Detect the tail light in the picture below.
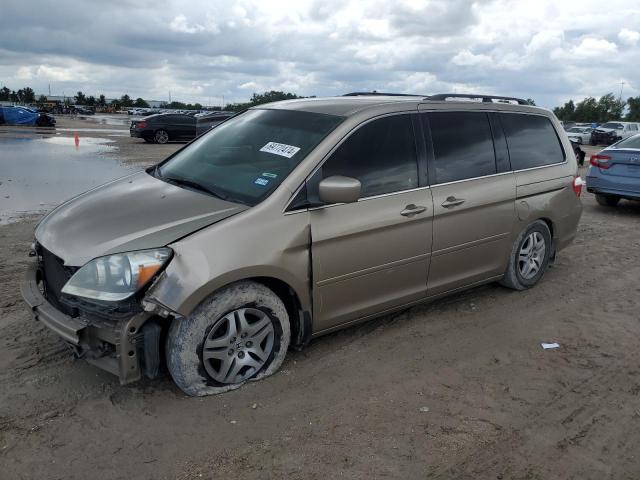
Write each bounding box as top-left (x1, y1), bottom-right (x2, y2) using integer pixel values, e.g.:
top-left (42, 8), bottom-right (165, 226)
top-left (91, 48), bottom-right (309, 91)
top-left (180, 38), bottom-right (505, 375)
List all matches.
top-left (572, 176), bottom-right (584, 197)
top-left (136, 121), bottom-right (148, 129)
top-left (590, 154), bottom-right (611, 169)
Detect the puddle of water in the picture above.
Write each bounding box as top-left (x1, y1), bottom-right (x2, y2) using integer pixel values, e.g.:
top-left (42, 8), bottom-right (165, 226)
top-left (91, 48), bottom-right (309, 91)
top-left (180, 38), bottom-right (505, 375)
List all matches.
top-left (0, 136), bottom-right (139, 223)
top-left (57, 128), bottom-right (129, 134)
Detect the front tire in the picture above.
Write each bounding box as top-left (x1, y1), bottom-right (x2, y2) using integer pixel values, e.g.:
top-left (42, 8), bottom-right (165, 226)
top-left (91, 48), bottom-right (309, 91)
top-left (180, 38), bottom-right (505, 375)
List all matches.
top-left (154, 129), bottom-right (169, 144)
top-left (500, 220), bottom-right (552, 291)
top-left (595, 194), bottom-right (620, 207)
top-left (166, 281), bottom-right (290, 396)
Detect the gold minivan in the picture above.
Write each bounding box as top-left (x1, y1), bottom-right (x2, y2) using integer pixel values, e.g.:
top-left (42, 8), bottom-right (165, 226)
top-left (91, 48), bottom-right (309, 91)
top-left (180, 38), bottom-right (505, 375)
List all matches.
top-left (22, 93), bottom-right (583, 395)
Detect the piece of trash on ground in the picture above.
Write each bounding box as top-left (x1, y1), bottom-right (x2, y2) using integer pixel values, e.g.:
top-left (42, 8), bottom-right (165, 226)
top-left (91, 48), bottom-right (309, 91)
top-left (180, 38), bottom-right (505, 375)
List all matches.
top-left (541, 342), bottom-right (560, 349)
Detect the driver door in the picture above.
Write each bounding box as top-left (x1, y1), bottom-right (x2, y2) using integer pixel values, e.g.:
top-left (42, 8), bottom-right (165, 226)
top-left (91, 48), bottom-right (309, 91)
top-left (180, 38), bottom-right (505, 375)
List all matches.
top-left (308, 113), bottom-right (433, 332)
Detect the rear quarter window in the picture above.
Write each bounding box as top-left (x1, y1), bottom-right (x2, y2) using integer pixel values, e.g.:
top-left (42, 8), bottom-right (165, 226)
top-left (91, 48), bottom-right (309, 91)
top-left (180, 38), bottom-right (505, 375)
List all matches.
top-left (499, 113), bottom-right (565, 170)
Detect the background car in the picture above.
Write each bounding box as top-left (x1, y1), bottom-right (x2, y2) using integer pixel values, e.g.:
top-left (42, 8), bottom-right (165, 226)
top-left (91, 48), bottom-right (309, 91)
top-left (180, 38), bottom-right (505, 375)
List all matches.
top-left (566, 126), bottom-right (592, 144)
top-left (0, 105), bottom-right (56, 126)
top-left (569, 139), bottom-right (586, 166)
top-left (586, 133), bottom-right (640, 206)
top-left (590, 122), bottom-right (640, 145)
top-left (195, 111), bottom-right (234, 136)
top-left (130, 113), bottom-right (196, 143)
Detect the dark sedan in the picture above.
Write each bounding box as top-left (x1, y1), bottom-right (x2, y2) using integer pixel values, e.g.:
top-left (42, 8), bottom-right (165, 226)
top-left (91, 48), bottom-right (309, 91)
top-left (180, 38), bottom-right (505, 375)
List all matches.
top-left (131, 112), bottom-right (233, 143)
top-left (130, 114), bottom-right (196, 143)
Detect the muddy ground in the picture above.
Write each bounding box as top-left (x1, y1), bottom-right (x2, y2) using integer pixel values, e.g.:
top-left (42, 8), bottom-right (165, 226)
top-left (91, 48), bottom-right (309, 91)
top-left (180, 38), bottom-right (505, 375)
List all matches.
top-left (1, 116), bottom-right (640, 479)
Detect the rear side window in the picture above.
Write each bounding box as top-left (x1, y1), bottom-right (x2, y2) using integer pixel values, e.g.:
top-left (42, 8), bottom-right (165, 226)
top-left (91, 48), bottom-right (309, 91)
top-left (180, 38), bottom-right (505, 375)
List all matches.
top-left (499, 114), bottom-right (564, 170)
top-left (427, 112), bottom-right (496, 183)
top-left (318, 114), bottom-right (418, 198)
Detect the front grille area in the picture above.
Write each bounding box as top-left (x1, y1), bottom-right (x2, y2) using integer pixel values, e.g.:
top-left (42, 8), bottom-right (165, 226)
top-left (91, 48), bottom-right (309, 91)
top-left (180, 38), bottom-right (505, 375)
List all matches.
top-left (40, 247), bottom-right (79, 317)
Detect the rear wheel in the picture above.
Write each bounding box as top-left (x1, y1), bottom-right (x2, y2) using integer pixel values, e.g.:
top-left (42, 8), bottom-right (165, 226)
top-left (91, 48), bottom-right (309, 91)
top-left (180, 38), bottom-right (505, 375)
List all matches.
top-left (500, 220), bottom-right (552, 291)
top-left (154, 129), bottom-right (169, 144)
top-left (166, 281), bottom-right (290, 396)
top-left (595, 194), bottom-right (620, 207)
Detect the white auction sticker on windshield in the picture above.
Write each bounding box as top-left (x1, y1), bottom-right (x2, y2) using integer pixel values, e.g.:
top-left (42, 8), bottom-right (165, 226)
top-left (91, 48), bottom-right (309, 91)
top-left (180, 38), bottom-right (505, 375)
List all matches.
top-left (260, 142), bottom-right (300, 158)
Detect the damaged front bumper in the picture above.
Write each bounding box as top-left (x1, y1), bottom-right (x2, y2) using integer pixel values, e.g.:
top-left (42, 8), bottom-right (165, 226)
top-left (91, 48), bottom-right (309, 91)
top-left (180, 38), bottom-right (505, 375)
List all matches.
top-left (20, 261), bottom-right (161, 384)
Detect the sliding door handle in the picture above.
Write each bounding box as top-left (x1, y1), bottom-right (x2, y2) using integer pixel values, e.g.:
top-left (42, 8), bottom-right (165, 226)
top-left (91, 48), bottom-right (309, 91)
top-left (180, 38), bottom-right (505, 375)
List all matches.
top-left (441, 196), bottom-right (465, 208)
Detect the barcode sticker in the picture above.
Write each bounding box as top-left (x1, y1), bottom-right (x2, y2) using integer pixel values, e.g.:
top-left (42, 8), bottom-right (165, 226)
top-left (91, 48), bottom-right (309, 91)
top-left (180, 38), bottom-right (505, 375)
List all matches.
top-left (260, 142), bottom-right (300, 158)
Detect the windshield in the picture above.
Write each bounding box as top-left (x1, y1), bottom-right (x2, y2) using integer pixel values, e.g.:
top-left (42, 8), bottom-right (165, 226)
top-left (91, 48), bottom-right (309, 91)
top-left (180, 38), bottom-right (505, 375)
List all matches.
top-left (601, 122), bottom-right (623, 130)
top-left (568, 128), bottom-right (583, 133)
top-left (157, 109), bottom-right (343, 206)
top-left (613, 134), bottom-right (640, 149)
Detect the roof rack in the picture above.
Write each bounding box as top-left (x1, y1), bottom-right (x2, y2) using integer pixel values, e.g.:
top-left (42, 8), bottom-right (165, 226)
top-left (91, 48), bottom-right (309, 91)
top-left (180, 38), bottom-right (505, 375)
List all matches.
top-left (343, 92), bottom-right (423, 97)
top-left (425, 93), bottom-right (530, 105)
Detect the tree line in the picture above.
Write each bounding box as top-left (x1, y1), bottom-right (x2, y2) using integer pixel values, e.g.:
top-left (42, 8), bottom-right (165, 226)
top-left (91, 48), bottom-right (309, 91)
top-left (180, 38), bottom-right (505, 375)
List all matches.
top-left (0, 85), bottom-right (302, 112)
top-left (6, 84), bottom-right (636, 121)
top-left (553, 92), bottom-right (640, 122)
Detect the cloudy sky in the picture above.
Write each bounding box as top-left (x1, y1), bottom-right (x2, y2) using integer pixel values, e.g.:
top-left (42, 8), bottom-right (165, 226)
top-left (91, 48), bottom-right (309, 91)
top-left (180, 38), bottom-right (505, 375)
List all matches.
top-left (1, 0), bottom-right (638, 108)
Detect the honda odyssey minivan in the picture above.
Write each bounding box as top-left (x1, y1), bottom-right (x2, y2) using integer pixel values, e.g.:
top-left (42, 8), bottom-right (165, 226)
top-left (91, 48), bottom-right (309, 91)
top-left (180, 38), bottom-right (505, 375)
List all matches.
top-left (22, 93), bottom-right (583, 396)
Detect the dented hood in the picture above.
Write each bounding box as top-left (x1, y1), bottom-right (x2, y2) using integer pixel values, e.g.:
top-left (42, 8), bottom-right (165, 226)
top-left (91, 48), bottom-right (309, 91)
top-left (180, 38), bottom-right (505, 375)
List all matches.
top-left (35, 171), bottom-right (248, 266)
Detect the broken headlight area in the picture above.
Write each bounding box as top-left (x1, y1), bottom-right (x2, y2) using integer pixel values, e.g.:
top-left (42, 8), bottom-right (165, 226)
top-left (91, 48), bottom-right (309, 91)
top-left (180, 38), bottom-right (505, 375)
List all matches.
top-left (61, 248), bottom-right (172, 303)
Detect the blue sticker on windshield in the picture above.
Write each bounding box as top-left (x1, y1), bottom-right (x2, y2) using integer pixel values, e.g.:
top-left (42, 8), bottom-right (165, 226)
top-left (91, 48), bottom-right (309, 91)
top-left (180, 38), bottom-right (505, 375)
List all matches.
top-left (254, 177), bottom-right (269, 186)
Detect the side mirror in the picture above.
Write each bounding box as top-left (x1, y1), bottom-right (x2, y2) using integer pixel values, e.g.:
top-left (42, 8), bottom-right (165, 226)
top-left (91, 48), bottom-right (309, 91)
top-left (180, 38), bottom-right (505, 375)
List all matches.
top-left (318, 176), bottom-right (361, 204)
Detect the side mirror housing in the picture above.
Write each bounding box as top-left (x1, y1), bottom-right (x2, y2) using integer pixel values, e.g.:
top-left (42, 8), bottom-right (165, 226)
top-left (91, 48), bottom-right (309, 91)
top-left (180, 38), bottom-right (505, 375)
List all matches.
top-left (318, 176), bottom-right (361, 204)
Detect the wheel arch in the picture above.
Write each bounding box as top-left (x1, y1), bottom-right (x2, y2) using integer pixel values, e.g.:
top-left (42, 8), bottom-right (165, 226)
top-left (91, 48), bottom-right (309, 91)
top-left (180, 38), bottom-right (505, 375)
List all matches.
top-left (162, 274), bottom-right (312, 350)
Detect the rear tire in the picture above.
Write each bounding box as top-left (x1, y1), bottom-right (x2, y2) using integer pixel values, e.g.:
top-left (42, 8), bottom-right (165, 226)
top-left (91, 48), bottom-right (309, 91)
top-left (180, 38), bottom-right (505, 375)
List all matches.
top-left (595, 194), bottom-right (620, 207)
top-left (166, 281), bottom-right (290, 396)
top-left (154, 129), bottom-right (169, 144)
top-left (500, 220), bottom-right (552, 291)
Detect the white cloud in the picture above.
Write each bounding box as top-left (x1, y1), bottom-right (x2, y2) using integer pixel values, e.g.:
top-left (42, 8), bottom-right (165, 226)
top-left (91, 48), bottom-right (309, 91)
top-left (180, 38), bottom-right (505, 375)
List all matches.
top-left (169, 14), bottom-right (205, 34)
top-left (618, 28), bottom-right (640, 46)
top-left (451, 50), bottom-right (493, 67)
top-left (571, 37), bottom-right (618, 58)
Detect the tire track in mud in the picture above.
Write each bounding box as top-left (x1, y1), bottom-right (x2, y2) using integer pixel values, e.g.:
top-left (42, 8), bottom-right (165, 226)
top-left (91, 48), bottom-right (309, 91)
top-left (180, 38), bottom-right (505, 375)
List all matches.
top-left (426, 353), bottom-right (640, 479)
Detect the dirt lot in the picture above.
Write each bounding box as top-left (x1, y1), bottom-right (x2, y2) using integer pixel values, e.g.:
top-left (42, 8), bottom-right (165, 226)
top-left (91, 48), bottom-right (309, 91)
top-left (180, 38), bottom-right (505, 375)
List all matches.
top-left (1, 117), bottom-right (640, 479)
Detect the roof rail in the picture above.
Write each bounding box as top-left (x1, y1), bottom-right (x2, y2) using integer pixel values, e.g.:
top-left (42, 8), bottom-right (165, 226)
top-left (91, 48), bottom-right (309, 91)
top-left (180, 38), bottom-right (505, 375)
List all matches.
top-left (343, 92), bottom-right (423, 97)
top-left (425, 93), bottom-right (530, 105)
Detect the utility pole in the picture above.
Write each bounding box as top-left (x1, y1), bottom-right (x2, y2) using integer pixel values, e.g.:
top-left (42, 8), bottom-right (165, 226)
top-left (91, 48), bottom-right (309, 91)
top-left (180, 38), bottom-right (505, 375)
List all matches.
top-left (619, 81), bottom-right (625, 103)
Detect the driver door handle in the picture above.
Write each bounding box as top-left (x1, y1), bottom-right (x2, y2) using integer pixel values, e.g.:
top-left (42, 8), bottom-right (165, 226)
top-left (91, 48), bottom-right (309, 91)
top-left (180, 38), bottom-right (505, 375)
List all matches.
top-left (400, 204), bottom-right (427, 217)
top-left (441, 196), bottom-right (466, 208)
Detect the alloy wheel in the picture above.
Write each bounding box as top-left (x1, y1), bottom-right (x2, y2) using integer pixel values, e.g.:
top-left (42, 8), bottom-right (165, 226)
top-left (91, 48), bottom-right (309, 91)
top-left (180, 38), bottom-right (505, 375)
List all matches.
top-left (202, 308), bottom-right (275, 384)
top-left (154, 130), bottom-right (169, 144)
top-left (518, 232), bottom-right (546, 280)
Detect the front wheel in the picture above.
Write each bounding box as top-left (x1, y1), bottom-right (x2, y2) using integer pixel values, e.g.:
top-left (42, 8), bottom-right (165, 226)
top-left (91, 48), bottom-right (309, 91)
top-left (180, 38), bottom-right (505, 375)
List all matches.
top-left (166, 281), bottom-right (290, 396)
top-left (595, 194), bottom-right (620, 207)
top-left (500, 220), bottom-right (552, 291)
top-left (154, 129), bottom-right (169, 144)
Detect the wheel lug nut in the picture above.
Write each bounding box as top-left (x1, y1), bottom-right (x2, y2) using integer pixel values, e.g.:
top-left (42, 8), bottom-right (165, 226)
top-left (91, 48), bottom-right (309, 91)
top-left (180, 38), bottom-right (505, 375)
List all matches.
top-left (238, 351), bottom-right (245, 359)
top-left (245, 341), bottom-right (253, 348)
top-left (241, 332), bottom-right (248, 338)
top-left (230, 337), bottom-right (236, 343)
top-left (228, 349), bottom-right (234, 356)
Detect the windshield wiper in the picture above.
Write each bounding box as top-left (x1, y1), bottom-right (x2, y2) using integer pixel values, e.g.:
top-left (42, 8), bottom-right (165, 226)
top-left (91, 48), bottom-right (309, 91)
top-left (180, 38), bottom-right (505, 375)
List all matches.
top-left (162, 175), bottom-right (231, 201)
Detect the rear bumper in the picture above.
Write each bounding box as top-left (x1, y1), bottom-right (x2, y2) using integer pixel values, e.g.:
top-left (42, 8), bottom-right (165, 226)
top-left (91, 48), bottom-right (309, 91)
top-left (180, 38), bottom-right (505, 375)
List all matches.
top-left (20, 262), bottom-right (155, 384)
top-left (586, 174), bottom-right (640, 200)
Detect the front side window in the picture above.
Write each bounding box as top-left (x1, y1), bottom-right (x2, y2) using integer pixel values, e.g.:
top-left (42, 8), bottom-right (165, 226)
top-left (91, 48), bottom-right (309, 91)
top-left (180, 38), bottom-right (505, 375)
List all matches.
top-left (313, 114), bottom-right (418, 199)
top-left (500, 113), bottom-right (565, 170)
top-left (427, 111), bottom-right (496, 183)
top-left (157, 109), bottom-right (343, 206)
top-left (600, 122), bottom-right (623, 130)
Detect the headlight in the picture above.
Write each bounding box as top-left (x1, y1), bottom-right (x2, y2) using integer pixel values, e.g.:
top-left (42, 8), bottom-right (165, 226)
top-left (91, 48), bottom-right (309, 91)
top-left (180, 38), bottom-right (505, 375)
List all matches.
top-left (61, 248), bottom-right (172, 301)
